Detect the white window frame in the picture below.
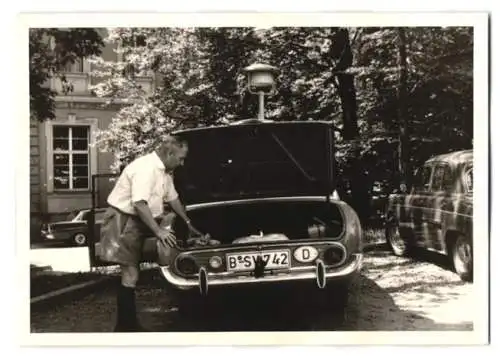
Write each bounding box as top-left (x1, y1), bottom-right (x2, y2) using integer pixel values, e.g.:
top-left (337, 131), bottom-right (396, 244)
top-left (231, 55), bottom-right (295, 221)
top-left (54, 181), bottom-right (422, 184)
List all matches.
top-left (45, 116), bottom-right (98, 193)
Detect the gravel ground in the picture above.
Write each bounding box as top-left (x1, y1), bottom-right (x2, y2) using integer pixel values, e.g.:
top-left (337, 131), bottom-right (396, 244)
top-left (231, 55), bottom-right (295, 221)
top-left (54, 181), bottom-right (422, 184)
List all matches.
top-left (30, 246), bottom-right (473, 332)
top-left (342, 247), bottom-right (473, 330)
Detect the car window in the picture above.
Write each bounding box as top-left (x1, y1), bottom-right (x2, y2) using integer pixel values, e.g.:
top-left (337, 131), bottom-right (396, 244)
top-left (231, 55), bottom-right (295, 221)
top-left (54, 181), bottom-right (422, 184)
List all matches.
top-left (80, 209), bottom-right (106, 222)
top-left (432, 164), bottom-right (455, 192)
top-left (431, 165), bottom-right (445, 191)
top-left (81, 211), bottom-right (90, 221)
top-left (465, 167), bottom-right (473, 193)
top-left (442, 165), bottom-right (455, 192)
top-left (413, 165), bottom-right (432, 192)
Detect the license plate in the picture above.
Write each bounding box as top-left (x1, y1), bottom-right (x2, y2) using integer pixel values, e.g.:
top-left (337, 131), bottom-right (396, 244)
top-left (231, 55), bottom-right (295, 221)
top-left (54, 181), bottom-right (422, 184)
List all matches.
top-left (226, 250), bottom-right (291, 272)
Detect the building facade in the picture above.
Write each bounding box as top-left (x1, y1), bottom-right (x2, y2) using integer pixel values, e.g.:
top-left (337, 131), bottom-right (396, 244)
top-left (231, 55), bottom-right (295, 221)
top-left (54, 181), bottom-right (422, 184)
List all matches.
top-left (30, 29), bottom-right (156, 240)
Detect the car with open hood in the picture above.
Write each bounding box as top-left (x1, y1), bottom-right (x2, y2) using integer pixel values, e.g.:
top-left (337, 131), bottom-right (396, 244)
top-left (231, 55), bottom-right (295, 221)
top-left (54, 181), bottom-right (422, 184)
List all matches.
top-left (134, 119), bottom-right (364, 307)
top-left (385, 149), bottom-right (473, 282)
top-left (92, 119), bottom-right (363, 312)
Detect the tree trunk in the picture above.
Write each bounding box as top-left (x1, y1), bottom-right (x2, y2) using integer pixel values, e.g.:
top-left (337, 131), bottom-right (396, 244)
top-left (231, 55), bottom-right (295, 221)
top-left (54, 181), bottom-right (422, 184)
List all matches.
top-left (331, 28), bottom-right (370, 225)
top-left (331, 28), bottom-right (359, 141)
top-left (337, 73), bottom-right (359, 140)
top-left (397, 28), bottom-right (410, 187)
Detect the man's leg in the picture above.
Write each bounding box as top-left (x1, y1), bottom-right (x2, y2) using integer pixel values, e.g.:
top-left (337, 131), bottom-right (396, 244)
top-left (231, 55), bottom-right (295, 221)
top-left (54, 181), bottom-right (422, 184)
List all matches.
top-left (115, 264), bottom-right (147, 332)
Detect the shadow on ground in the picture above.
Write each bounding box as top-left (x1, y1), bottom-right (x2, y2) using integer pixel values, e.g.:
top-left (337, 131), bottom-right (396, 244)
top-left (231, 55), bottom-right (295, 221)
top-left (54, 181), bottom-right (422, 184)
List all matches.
top-left (30, 249), bottom-right (473, 333)
top-left (134, 263), bottom-right (472, 332)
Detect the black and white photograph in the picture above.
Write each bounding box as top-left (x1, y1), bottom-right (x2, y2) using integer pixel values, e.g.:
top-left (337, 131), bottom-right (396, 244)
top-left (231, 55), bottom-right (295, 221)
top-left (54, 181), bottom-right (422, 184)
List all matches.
top-left (20, 11), bottom-right (489, 345)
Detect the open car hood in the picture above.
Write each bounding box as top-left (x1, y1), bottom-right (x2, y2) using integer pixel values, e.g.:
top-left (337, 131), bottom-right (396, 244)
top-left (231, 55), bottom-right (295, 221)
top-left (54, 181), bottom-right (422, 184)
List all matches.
top-left (172, 120), bottom-right (336, 205)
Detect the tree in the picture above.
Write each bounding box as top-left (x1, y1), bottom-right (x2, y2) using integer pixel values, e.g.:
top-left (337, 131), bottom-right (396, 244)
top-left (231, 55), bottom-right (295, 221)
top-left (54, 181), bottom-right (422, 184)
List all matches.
top-left (91, 27), bottom-right (213, 172)
top-left (347, 26), bottom-right (473, 189)
top-left (397, 27), bottom-right (409, 186)
top-left (29, 28), bottom-right (104, 121)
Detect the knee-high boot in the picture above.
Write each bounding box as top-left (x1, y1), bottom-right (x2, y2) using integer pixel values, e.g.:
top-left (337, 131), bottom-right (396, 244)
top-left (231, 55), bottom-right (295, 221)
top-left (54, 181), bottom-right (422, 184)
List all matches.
top-left (114, 284), bottom-right (150, 332)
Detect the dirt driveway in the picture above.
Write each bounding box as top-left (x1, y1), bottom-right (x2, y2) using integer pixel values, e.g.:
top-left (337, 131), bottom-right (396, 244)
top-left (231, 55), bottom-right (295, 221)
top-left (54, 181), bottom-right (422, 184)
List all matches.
top-left (30, 247), bottom-right (473, 332)
top-left (341, 248), bottom-right (473, 330)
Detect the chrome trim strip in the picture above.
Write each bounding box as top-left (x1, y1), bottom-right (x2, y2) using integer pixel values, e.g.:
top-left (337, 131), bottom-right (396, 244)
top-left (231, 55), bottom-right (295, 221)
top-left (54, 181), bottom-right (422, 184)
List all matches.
top-left (160, 253), bottom-right (363, 289)
top-left (186, 196), bottom-right (338, 210)
top-left (179, 240), bottom-right (346, 260)
top-left (392, 204), bottom-right (472, 218)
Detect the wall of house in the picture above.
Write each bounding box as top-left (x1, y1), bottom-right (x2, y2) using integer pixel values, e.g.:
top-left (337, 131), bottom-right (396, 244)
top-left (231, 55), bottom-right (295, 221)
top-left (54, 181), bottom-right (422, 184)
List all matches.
top-left (30, 121), bottom-right (41, 212)
top-left (38, 103), bottom-right (119, 222)
top-left (30, 120), bottom-right (42, 239)
top-left (30, 28), bottom-right (156, 230)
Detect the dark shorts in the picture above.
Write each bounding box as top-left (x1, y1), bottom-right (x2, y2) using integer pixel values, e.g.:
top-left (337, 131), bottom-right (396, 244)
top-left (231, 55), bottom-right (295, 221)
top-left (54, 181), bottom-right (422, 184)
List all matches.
top-left (99, 206), bottom-right (158, 266)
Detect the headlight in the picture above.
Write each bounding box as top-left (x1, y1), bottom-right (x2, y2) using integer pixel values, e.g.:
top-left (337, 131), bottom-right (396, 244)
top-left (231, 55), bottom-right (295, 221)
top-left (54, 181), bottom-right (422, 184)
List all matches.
top-left (208, 255), bottom-right (222, 269)
top-left (176, 255), bottom-right (198, 275)
top-left (322, 246), bottom-right (345, 266)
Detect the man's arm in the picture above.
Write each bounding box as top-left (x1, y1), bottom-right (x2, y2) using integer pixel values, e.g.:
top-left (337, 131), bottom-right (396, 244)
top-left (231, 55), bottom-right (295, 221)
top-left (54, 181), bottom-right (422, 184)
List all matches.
top-left (168, 198), bottom-right (205, 237)
top-left (167, 198), bottom-right (190, 224)
top-left (134, 200), bottom-right (177, 247)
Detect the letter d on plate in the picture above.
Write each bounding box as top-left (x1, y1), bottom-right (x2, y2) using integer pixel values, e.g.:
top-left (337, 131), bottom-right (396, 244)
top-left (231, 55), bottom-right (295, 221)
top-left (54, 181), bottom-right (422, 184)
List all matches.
top-left (293, 246), bottom-right (319, 263)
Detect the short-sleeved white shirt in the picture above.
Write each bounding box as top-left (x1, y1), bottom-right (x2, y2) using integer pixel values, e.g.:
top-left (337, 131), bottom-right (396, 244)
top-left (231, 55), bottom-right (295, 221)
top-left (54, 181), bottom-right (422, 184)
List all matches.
top-left (107, 152), bottom-right (178, 218)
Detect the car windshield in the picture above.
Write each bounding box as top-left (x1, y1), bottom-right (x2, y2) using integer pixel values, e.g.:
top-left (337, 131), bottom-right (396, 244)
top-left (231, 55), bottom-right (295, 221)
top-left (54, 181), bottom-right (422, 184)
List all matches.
top-left (71, 211), bottom-right (85, 222)
top-left (75, 210), bottom-right (105, 222)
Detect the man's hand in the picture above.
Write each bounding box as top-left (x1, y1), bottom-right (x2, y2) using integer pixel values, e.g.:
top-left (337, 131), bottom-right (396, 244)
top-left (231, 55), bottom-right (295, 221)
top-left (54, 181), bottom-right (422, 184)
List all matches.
top-left (156, 227), bottom-right (177, 248)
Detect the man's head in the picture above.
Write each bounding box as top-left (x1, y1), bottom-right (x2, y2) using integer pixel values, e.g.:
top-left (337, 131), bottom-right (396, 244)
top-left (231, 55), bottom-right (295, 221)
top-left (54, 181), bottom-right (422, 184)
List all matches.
top-left (156, 135), bottom-right (188, 172)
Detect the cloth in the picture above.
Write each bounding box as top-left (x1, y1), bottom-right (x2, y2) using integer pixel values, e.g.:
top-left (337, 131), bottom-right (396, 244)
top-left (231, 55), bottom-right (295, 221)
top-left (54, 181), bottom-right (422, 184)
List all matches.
top-left (99, 206), bottom-right (158, 266)
top-left (107, 152), bottom-right (178, 218)
top-left (155, 212), bottom-right (221, 266)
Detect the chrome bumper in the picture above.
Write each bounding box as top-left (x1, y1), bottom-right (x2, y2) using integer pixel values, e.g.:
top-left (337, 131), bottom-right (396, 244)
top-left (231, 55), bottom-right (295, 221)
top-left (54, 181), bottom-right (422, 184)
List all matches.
top-left (160, 253), bottom-right (363, 291)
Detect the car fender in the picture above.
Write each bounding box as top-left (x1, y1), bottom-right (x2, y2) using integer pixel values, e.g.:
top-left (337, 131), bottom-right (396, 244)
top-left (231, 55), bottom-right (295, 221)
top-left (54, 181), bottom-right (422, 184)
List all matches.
top-left (333, 200), bottom-right (363, 253)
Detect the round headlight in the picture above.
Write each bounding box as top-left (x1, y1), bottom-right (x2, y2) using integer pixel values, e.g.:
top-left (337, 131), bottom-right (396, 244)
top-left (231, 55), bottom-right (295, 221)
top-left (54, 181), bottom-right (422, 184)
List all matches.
top-left (208, 256), bottom-right (222, 269)
top-left (323, 246), bottom-right (345, 266)
top-left (176, 255), bottom-right (198, 275)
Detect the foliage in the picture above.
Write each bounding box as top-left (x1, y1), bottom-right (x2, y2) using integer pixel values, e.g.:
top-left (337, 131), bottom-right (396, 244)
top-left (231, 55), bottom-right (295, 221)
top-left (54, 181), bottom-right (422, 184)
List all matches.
top-left (90, 26), bottom-right (473, 205)
top-left (344, 27), bottom-right (473, 189)
top-left (29, 28), bottom-right (104, 121)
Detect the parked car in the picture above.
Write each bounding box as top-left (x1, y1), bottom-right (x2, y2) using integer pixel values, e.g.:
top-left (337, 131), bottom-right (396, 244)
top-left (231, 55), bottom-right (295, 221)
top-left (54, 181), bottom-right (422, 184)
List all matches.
top-left (41, 208), bottom-right (107, 246)
top-left (116, 119), bottom-right (365, 312)
top-left (385, 149), bottom-right (473, 282)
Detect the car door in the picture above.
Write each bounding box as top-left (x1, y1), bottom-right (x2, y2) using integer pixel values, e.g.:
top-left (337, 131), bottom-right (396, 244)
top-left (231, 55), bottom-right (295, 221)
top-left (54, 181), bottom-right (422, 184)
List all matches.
top-left (424, 162), bottom-right (454, 253)
top-left (402, 164), bottom-right (433, 245)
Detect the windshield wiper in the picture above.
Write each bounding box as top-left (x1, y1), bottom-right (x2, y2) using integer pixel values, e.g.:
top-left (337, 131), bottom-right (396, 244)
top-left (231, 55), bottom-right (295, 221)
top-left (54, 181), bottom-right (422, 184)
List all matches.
top-left (269, 132), bottom-right (315, 182)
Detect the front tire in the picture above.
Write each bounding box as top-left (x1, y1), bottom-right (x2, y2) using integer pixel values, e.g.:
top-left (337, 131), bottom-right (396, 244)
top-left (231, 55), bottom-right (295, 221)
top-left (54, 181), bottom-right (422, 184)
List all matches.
top-left (73, 233), bottom-right (87, 246)
top-left (385, 219), bottom-right (412, 256)
top-left (451, 235), bottom-right (473, 282)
